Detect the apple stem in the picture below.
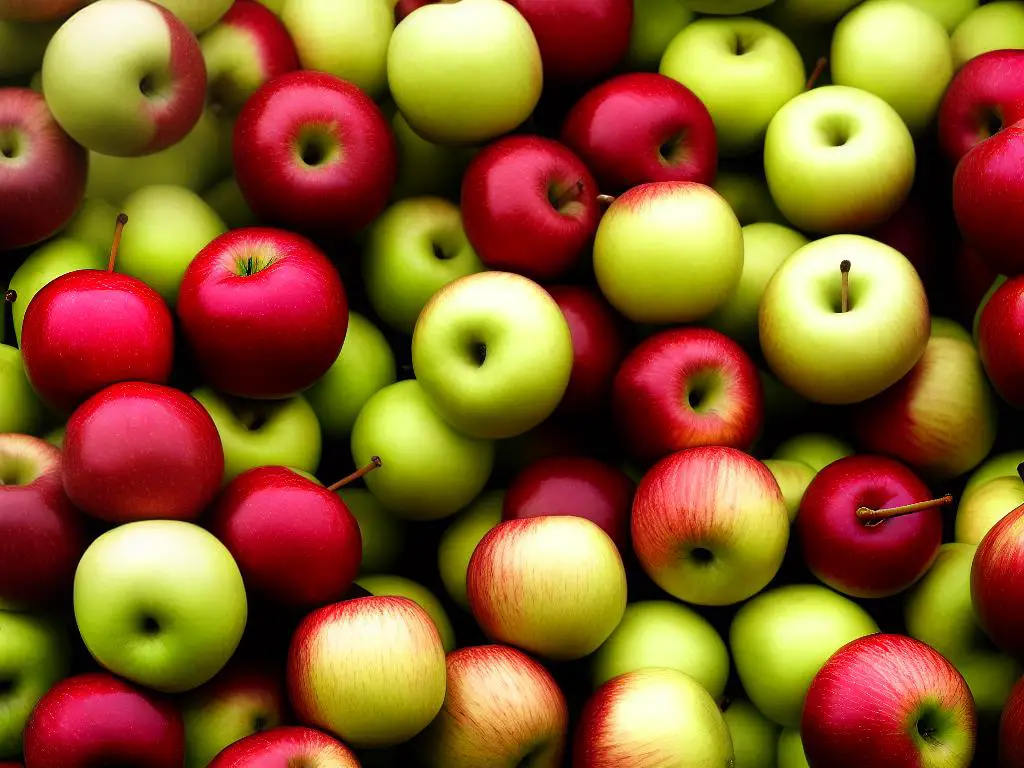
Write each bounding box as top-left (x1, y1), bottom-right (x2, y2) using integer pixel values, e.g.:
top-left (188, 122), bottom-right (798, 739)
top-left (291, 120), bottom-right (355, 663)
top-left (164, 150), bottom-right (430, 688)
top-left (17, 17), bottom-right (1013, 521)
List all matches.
top-left (856, 494), bottom-right (953, 523)
top-left (328, 456), bottom-right (382, 492)
top-left (107, 213), bottom-right (128, 273)
top-left (840, 260), bottom-right (851, 313)
top-left (551, 179), bottom-right (584, 210)
top-left (806, 57), bottom-right (828, 90)
top-left (597, 194), bottom-right (616, 206)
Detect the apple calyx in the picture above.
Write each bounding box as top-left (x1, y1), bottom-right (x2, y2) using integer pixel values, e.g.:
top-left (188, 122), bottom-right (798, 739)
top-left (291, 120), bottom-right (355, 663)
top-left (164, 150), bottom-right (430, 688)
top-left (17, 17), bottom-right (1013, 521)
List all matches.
top-left (3, 290), bottom-right (14, 304)
top-left (840, 259), bottom-right (851, 313)
top-left (107, 213), bottom-right (129, 272)
top-left (327, 456), bottom-right (383, 492)
top-left (855, 494), bottom-right (953, 525)
top-left (806, 57), bottom-right (828, 90)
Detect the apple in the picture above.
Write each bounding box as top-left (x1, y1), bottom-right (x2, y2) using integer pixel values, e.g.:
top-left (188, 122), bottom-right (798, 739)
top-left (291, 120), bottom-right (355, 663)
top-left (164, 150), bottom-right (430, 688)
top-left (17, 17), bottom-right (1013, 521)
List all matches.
top-left (387, 0), bottom-right (542, 145)
top-left (964, 450), bottom-right (1024, 497)
top-left (863, 194), bottom-right (937, 287)
top-left (956, 476), bottom-right (1024, 544)
top-left (777, 729), bottom-right (811, 768)
top-left (972, 500), bottom-right (1024, 662)
top-left (977, 274), bottom-right (1024, 406)
top-left (363, 196), bottom-right (484, 334)
top-left (203, 176), bottom-right (258, 229)
top-left (560, 73), bottom-right (717, 194)
top-left (0, 19), bottom-right (59, 81)
top-left (1002, 677), bottom-right (1024, 768)
top-left (764, 459), bottom-right (816, 523)
top-left (152, 0), bottom-right (232, 32)
top-left (593, 182), bottom-right (743, 324)
top-left (951, 1), bottom-right (1024, 69)
top-left (207, 727), bottom-right (360, 767)
top-left (411, 271), bottom-right (574, 439)
top-left (591, 600), bottom-right (729, 695)
top-left (390, 109), bottom-right (475, 200)
top-left (683, 0), bottom-right (773, 10)
top-left (357, 574), bottom-right (455, 652)
top-left (437, 490), bottom-right (503, 609)
top-left (288, 596), bottom-right (447, 748)
top-left (802, 634), bottom-right (977, 768)
top-left (234, 71), bottom-right (396, 236)
top-left (625, 0), bottom-right (693, 71)
top-left (41, 0), bottom-right (206, 156)
top-left (713, 170), bottom-right (786, 226)
top-left (350, 380), bottom-right (494, 520)
top-left (900, 0), bottom-right (978, 31)
top-left (573, 667), bottom-right (734, 767)
top-left (613, 327), bottom-right (764, 462)
top-left (338, 488), bottom-right (404, 575)
top-left (256, 0), bottom-right (283, 14)
top-left (74, 519), bottom-right (248, 692)
top-left (660, 16), bottom-right (804, 156)
top-left (723, 698), bottom-right (781, 768)
top-left (0, 0), bottom-right (86, 21)
top-left (0, 345), bottom-right (45, 436)
top-left (632, 446), bottom-right (789, 606)
top-left (772, 433), bottom-right (853, 472)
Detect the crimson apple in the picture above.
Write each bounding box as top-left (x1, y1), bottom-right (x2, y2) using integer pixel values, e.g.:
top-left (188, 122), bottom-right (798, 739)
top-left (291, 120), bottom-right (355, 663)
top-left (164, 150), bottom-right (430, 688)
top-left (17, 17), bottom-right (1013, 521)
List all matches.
top-left (977, 274), bottom-right (1024, 406)
top-left (956, 243), bottom-right (999, 323)
top-left (939, 49), bottom-right (1024, 162)
top-left (208, 726), bottom-right (359, 767)
top-left (1001, 676), bottom-right (1024, 768)
top-left (971, 498), bottom-right (1024, 662)
top-left (395, 0), bottom-right (431, 22)
top-left (177, 227), bottom-right (348, 399)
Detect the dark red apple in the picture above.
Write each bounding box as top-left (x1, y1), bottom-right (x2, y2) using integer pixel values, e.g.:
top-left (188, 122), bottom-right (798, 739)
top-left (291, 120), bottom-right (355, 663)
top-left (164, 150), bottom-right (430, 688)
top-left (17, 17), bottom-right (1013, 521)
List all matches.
top-left (977, 274), bottom-right (1024, 406)
top-left (208, 726), bottom-right (359, 767)
top-left (862, 194), bottom-right (935, 288)
top-left (939, 49), bottom-right (1024, 162)
top-left (1001, 676), bottom-right (1024, 768)
top-left (971, 499), bottom-right (1024, 662)
top-left (395, 0), bottom-right (432, 22)
top-left (955, 243), bottom-right (999, 322)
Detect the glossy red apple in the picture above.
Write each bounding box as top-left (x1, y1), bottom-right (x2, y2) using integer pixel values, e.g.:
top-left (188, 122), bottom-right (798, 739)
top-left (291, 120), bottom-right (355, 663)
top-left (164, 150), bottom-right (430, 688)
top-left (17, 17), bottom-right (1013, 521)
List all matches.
top-left (971, 499), bottom-right (1024, 662)
top-left (23, 673), bottom-right (186, 768)
top-left (561, 73), bottom-right (716, 194)
top-left (1001, 676), bottom-right (1024, 768)
top-left (177, 227), bottom-right (348, 399)
top-left (461, 135), bottom-right (600, 280)
top-left (0, 88), bottom-right (87, 251)
top-left (977, 274), bottom-right (1024, 406)
top-left (234, 71), bottom-right (396, 236)
top-left (62, 382), bottom-right (224, 523)
top-left (797, 455), bottom-right (943, 599)
top-left (208, 726), bottom-right (359, 767)
top-left (939, 49), bottom-right (1024, 162)
top-left (0, 434), bottom-right (83, 608)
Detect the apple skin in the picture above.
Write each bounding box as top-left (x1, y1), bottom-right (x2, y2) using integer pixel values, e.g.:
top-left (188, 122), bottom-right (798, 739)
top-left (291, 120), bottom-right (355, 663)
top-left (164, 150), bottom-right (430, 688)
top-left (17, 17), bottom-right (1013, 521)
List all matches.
top-left (561, 73), bottom-right (716, 194)
top-left (152, 0), bottom-right (232, 33)
top-left (0, 345), bottom-right (46, 437)
top-left (41, 0), bottom-right (207, 157)
top-left (357, 574), bottom-right (455, 652)
top-left (0, 0), bottom-right (86, 21)
top-left (777, 729), bottom-right (811, 768)
top-left (764, 459), bottom-right (816, 523)
top-left (390, 109), bottom-right (475, 201)
top-left (901, 0), bottom-right (978, 32)
top-left (0, 18), bottom-right (60, 81)
top-left (956, 476), bottom-right (1024, 544)
top-left (203, 176), bottom-right (258, 229)
top-left (951, 2), bottom-right (1024, 69)
top-left (801, 634), bottom-right (977, 768)
top-left (0, 88), bottom-right (87, 250)
top-left (971, 501), bottom-right (1024, 662)
top-left (683, 0), bottom-right (773, 10)
top-left (468, 516), bottom-right (627, 661)
top-left (625, 0), bottom-right (693, 71)
top-left (612, 327), bottom-right (764, 463)
top-left (207, 726), bottom-right (360, 767)
top-left (977, 274), bottom-right (1024, 406)
top-left (22, 673), bottom-right (184, 768)
top-left (773, 433), bottom-right (853, 472)
top-left (1001, 677), bottom-right (1024, 768)
top-left (437, 490), bottom-right (503, 609)
top-left (723, 698), bottom-right (781, 768)
top-left (632, 446), bottom-right (789, 606)
top-left (233, 71), bottom-right (396, 236)
top-left (713, 170), bottom-right (785, 226)
top-left (964, 450), bottom-right (1024, 498)
top-left (339, 488), bottom-right (404, 576)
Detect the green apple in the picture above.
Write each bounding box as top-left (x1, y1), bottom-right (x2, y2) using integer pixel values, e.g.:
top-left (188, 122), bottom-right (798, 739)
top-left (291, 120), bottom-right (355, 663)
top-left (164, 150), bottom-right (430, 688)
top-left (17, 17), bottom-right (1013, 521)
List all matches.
top-left (192, 387), bottom-right (322, 482)
top-left (901, 0), bottom-right (978, 31)
top-left (152, 0), bottom-right (232, 32)
top-left (904, 542), bottom-right (1021, 715)
top-left (951, 1), bottom-right (1024, 69)
top-left (255, 0), bottom-right (283, 14)
top-left (713, 171), bottom-right (786, 225)
top-left (356, 574), bottom-right (455, 652)
top-left (626, 0), bottom-right (694, 71)
top-left (963, 450), bottom-right (1024, 498)
top-left (281, 0), bottom-right (393, 99)
top-left (337, 488), bottom-right (404, 575)
top-left (0, 610), bottom-right (69, 758)
top-left (0, 345), bottom-right (46, 435)
top-left (777, 729), bottom-right (810, 768)
top-left (660, 17), bottom-right (804, 156)
top-left (202, 176), bottom-right (259, 229)
top-left (594, 181), bottom-right (743, 324)
top-left (723, 698), bottom-right (781, 768)
top-left (771, 433), bottom-right (853, 471)
top-left (44, 425), bottom-right (65, 449)
top-left (350, 380), bottom-right (494, 520)
top-left (74, 520), bottom-right (247, 693)
top-left (759, 235), bottom-right (930, 404)
top-left (391, 110), bottom-right (475, 202)
top-left (955, 476), bottom-right (1024, 544)
top-left (730, 584), bottom-right (879, 727)
top-left (683, 0), bottom-right (774, 11)
top-left (763, 458), bottom-right (815, 522)
top-left (61, 197), bottom-right (118, 253)
top-left (437, 489), bottom-right (504, 609)
top-left (591, 600), bottom-right (729, 696)
top-left (387, 0), bottom-right (543, 145)
top-left (412, 271), bottom-right (574, 439)
top-left (305, 312), bottom-right (397, 440)
top-left (0, 18), bottom-right (59, 80)
top-left (363, 197), bottom-right (484, 334)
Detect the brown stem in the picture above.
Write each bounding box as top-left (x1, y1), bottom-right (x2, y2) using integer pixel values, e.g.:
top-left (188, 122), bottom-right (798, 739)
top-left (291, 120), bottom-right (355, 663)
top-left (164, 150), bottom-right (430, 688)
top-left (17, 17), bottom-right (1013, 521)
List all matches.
top-left (551, 179), bottom-right (584, 210)
top-left (597, 194), bottom-right (616, 206)
top-left (327, 456), bottom-right (382, 492)
top-left (806, 57), bottom-right (828, 90)
top-left (840, 260), bottom-right (851, 313)
top-left (856, 495), bottom-right (953, 523)
top-left (3, 290), bottom-right (15, 304)
top-left (107, 213), bottom-right (128, 273)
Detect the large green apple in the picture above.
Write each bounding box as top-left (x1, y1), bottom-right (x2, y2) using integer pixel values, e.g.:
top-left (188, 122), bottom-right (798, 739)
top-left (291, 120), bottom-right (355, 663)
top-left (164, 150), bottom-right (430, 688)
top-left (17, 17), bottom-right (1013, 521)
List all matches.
top-left (777, 729), bottom-right (810, 768)
top-left (152, 0), bottom-right (232, 32)
top-left (771, 433), bottom-right (853, 472)
top-left (951, 1), bottom-right (1024, 69)
top-left (962, 449), bottom-right (1024, 498)
top-left (390, 110), bottom-right (475, 201)
top-left (723, 698), bottom-right (781, 768)
top-left (337, 488), bottom-right (404, 575)
top-left (202, 177), bottom-right (258, 229)
top-left (660, 17), bottom-right (804, 155)
top-left (763, 458), bottom-right (816, 522)
top-left (901, 0), bottom-right (978, 31)
top-left (0, 344), bottom-right (46, 435)
top-left (437, 489), bottom-right (504, 609)
top-left (626, 0), bottom-right (693, 71)
top-left (356, 574), bottom-right (455, 652)
top-left (61, 197), bottom-right (118, 253)
top-left (954, 476), bottom-right (1024, 544)
top-left (683, 0), bottom-right (774, 11)
top-left (0, 18), bottom-right (59, 80)
top-left (713, 171), bottom-right (786, 226)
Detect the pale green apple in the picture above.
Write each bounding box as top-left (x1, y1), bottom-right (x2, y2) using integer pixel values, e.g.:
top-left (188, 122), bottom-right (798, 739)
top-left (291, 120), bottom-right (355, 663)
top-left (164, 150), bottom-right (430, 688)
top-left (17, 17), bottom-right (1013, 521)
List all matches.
top-left (763, 459), bottom-right (815, 522)
top-left (192, 387), bottom-right (322, 482)
top-left (152, 0), bottom-right (232, 32)
top-left (683, 0), bottom-right (774, 11)
top-left (963, 450), bottom-right (1024, 499)
top-left (255, 0), bottom-right (283, 14)
top-left (730, 584), bottom-right (879, 727)
top-left (356, 575), bottom-right (455, 652)
top-left (0, 610), bottom-right (69, 758)
top-left (62, 197), bottom-right (118, 254)
top-left (951, 1), bottom-right (1024, 69)
top-left (759, 236), bottom-right (930, 404)
top-left (411, 271), bottom-right (574, 439)
top-left (337, 488), bottom-right (404, 575)
top-left (771, 433), bottom-right (853, 472)
top-left (437, 490), bottom-right (504, 609)
top-left (202, 176), bottom-right (259, 229)
top-left (955, 476), bottom-right (1024, 544)
top-left (0, 345), bottom-right (46, 435)
top-left (660, 17), bottom-right (804, 155)
top-left (594, 182), bottom-right (743, 324)
top-left (74, 520), bottom-right (247, 693)
top-left (592, 600), bottom-right (729, 696)
top-left (0, 18), bottom-right (59, 80)
top-left (777, 729), bottom-right (810, 768)
top-left (305, 312), bottom-right (397, 439)
top-left (764, 87), bottom-right (916, 234)
top-left (363, 197), bottom-right (484, 334)
top-left (390, 110), bottom-right (475, 201)
top-left (901, 0), bottom-right (978, 32)
top-left (626, 0), bottom-right (694, 71)
top-left (350, 380), bottom-right (494, 520)
top-left (713, 171), bottom-right (786, 225)
top-left (723, 698), bottom-right (781, 768)
top-left (387, 0), bottom-right (543, 145)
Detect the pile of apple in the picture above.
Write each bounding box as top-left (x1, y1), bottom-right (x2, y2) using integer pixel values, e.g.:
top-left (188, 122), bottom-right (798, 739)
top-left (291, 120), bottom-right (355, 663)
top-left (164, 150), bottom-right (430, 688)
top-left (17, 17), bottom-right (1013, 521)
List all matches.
top-left (9, 0), bottom-right (1024, 765)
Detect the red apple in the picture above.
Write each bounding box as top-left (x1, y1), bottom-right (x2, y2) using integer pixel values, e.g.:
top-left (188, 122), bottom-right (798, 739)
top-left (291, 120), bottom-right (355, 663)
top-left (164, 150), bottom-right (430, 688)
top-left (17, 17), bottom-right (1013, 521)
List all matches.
top-left (802, 634), bottom-right (977, 768)
top-left (22, 673), bottom-right (186, 768)
top-left (208, 726), bottom-right (359, 767)
top-left (209, 466), bottom-right (361, 607)
top-left (234, 71), bottom-right (396, 236)
top-left (797, 455), bottom-right (943, 599)
top-left (561, 73), bottom-right (717, 194)
top-left (0, 434), bottom-right (83, 608)
top-left (0, 0), bottom-right (84, 21)
top-left (395, 0), bottom-right (432, 22)
top-left (461, 135), bottom-right (600, 280)
top-left (971, 499), bottom-right (1024, 662)
top-left (862, 194), bottom-right (935, 288)
top-left (62, 382), bottom-right (224, 523)
top-left (0, 88), bottom-right (87, 251)
top-left (939, 49), bottom-right (1024, 162)
top-left (1001, 676), bottom-right (1024, 768)
top-left (612, 327), bottom-right (763, 463)
top-left (955, 243), bottom-right (999, 322)
top-left (977, 274), bottom-right (1024, 406)
top-left (177, 227), bottom-right (348, 399)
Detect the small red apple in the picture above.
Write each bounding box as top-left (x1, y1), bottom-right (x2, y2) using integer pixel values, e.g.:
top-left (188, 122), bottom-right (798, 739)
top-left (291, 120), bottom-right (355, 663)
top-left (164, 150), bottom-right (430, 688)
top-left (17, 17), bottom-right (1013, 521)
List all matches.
top-left (977, 273), bottom-right (1024, 406)
top-left (1000, 676), bottom-right (1024, 768)
top-left (939, 49), bottom-right (1024, 162)
top-left (208, 726), bottom-right (359, 767)
top-left (971, 498), bottom-right (1024, 662)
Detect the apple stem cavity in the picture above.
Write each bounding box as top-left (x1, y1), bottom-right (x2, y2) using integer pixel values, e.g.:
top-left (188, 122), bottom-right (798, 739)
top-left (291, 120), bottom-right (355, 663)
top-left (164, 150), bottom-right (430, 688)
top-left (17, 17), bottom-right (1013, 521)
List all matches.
top-left (806, 57), bottom-right (828, 90)
top-left (327, 456), bottom-right (382, 492)
top-left (107, 213), bottom-right (129, 273)
top-left (550, 179), bottom-right (585, 212)
top-left (840, 260), bottom-right (851, 313)
top-left (3, 290), bottom-right (14, 304)
top-left (856, 494), bottom-right (953, 524)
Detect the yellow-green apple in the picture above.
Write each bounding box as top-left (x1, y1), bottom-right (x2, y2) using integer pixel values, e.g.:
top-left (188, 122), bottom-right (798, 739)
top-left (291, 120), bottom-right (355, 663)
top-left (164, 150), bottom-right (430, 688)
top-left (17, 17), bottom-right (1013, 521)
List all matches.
top-left (412, 271), bottom-right (574, 439)
top-left (723, 698), bottom-right (781, 768)
top-left (468, 516), bottom-right (627, 660)
top-left (772, 433), bottom-right (853, 472)
top-left (764, 459), bottom-right (816, 522)
top-left (972, 500), bottom-right (1024, 661)
top-left (951, 1), bottom-right (1024, 69)
top-left (902, 0), bottom-right (978, 31)
top-left (591, 600), bottom-right (729, 695)
top-left (288, 596), bottom-right (447, 748)
top-left (387, 0), bottom-right (542, 145)
top-left (956, 476), bottom-right (1024, 544)
top-left (419, 644), bottom-right (567, 767)
top-left (363, 197), bottom-right (484, 333)
top-left (1002, 677), bottom-right (1024, 768)
top-left (777, 729), bottom-right (810, 768)
top-left (764, 87), bottom-right (915, 233)
top-left (203, 177), bottom-right (258, 229)
top-left (759, 235), bottom-right (929, 404)
top-left (357, 574), bottom-right (455, 652)
top-left (683, 0), bottom-right (773, 10)
top-left (730, 584), bottom-right (880, 727)
top-left (437, 490), bottom-right (503, 609)
top-left (256, 0), bottom-right (283, 13)
top-left (593, 182), bottom-right (743, 324)
top-left (390, 110), bottom-right (475, 201)
top-left (152, 0), bottom-right (232, 32)
top-left (207, 727), bottom-right (360, 767)
top-left (802, 634), bottom-right (977, 768)
top-left (0, 0), bottom-right (87, 21)
top-left (339, 488), bottom-right (404, 575)
top-left (0, 346), bottom-right (46, 436)
top-left (0, 19), bottom-right (59, 80)
top-left (713, 170), bottom-right (786, 225)
top-left (574, 667), bottom-right (734, 767)
top-left (351, 380), bottom-right (494, 520)
top-left (632, 446), bottom-right (789, 606)
top-left (938, 50), bottom-right (1024, 162)
top-left (41, 0), bottom-right (207, 156)
top-left (74, 520), bottom-right (247, 693)
top-left (964, 450), bottom-right (1024, 498)
top-left (624, 0), bottom-right (693, 71)
top-left (660, 17), bottom-right (804, 155)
